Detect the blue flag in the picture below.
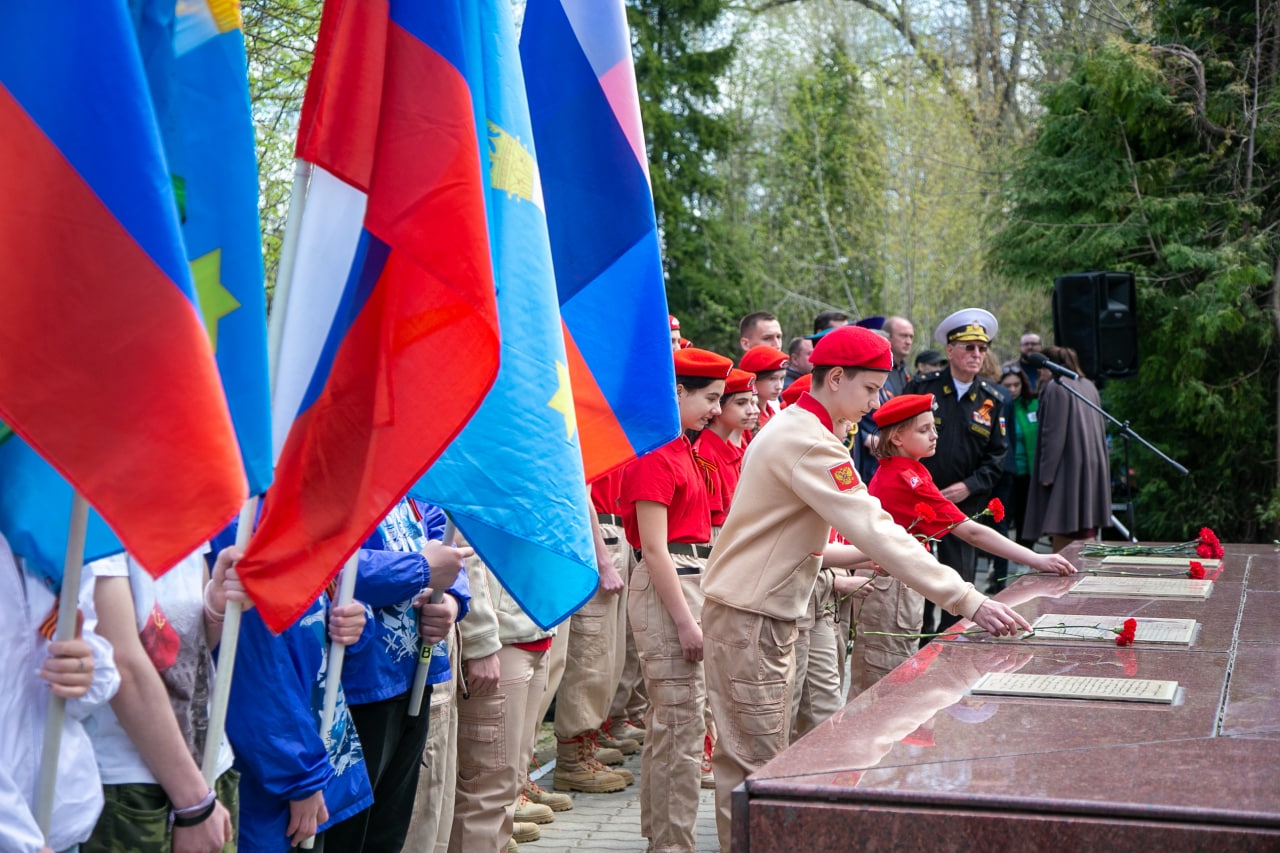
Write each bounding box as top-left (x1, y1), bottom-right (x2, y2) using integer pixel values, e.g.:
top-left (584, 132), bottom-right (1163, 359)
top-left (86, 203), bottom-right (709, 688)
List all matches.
top-left (0, 2), bottom-right (270, 586)
top-left (412, 0), bottom-right (597, 629)
top-left (521, 0), bottom-right (679, 481)
top-left (142, 0), bottom-right (273, 495)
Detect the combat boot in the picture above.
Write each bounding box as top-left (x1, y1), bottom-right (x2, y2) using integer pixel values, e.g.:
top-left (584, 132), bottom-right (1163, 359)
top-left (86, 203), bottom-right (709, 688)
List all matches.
top-left (515, 791), bottom-right (555, 825)
top-left (524, 778), bottom-right (573, 812)
top-left (553, 735), bottom-right (628, 793)
top-left (587, 731), bottom-right (634, 786)
top-left (512, 821), bottom-right (541, 844)
top-left (610, 716), bottom-right (647, 744)
top-left (597, 719), bottom-right (640, 755)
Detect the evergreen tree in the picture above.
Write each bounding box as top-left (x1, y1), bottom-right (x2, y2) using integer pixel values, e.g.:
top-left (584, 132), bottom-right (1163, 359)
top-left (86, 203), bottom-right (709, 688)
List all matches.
top-left (628, 0), bottom-right (744, 350)
top-left (991, 0), bottom-right (1280, 541)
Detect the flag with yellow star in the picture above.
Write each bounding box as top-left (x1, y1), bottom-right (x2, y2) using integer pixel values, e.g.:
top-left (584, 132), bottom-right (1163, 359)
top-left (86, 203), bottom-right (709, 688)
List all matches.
top-left (140, 0), bottom-right (273, 495)
top-left (411, 0), bottom-right (596, 630)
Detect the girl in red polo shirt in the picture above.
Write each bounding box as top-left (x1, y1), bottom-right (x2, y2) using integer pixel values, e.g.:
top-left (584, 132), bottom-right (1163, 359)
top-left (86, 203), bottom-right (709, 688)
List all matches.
top-left (739, 344), bottom-right (788, 432)
top-left (694, 368), bottom-right (758, 539)
top-left (621, 347), bottom-right (731, 853)
top-left (853, 394), bottom-right (1074, 693)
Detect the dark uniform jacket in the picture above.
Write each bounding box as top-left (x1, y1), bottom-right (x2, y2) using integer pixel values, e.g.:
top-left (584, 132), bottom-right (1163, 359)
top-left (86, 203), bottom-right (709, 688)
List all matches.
top-left (903, 367), bottom-right (1007, 515)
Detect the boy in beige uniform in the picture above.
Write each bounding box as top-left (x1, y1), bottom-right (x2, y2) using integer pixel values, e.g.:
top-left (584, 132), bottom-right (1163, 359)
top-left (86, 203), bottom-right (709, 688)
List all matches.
top-left (701, 326), bottom-right (1031, 853)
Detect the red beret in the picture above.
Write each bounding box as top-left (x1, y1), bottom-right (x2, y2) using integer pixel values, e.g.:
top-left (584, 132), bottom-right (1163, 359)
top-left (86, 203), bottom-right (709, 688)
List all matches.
top-left (724, 368), bottom-right (756, 396)
top-left (810, 326), bottom-right (892, 371)
top-left (739, 345), bottom-right (788, 375)
top-left (674, 347), bottom-right (733, 379)
top-left (669, 314), bottom-right (681, 331)
top-left (872, 393), bottom-right (935, 428)
top-left (780, 373), bottom-right (811, 407)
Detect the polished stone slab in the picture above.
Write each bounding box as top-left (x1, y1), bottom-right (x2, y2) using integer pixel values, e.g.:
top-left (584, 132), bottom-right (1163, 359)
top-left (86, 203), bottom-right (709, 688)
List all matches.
top-left (1239, 590), bottom-right (1280, 645)
top-left (948, 571), bottom-right (1243, 652)
top-left (733, 542), bottom-right (1280, 852)
top-left (1221, 642), bottom-right (1280, 736)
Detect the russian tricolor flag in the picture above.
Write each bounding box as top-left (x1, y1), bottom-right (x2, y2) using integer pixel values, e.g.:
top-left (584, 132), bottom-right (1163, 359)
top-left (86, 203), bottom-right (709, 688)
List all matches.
top-left (411, 0), bottom-right (597, 630)
top-left (0, 4), bottom-right (247, 578)
top-left (236, 0), bottom-right (500, 632)
top-left (522, 0), bottom-right (680, 481)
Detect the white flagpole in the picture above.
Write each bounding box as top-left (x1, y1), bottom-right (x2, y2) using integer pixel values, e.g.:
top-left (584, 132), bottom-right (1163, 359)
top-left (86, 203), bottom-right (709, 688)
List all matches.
top-left (34, 490), bottom-right (90, 838)
top-left (202, 158), bottom-right (313, 787)
top-left (301, 550), bottom-right (360, 848)
top-left (201, 496), bottom-right (258, 785)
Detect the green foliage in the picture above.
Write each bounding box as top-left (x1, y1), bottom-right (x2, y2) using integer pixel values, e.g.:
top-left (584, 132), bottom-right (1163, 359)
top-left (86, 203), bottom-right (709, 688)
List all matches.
top-left (755, 44), bottom-right (887, 330)
top-left (991, 1), bottom-right (1280, 542)
top-left (627, 0), bottom-right (747, 352)
top-left (242, 0), bottom-right (321, 304)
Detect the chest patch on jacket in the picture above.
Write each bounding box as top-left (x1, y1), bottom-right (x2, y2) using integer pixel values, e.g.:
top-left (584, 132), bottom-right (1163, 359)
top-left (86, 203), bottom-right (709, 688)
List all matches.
top-left (828, 461), bottom-right (859, 491)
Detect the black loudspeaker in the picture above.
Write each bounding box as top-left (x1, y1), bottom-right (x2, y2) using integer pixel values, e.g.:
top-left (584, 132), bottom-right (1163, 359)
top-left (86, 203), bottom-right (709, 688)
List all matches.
top-left (1052, 271), bottom-right (1139, 380)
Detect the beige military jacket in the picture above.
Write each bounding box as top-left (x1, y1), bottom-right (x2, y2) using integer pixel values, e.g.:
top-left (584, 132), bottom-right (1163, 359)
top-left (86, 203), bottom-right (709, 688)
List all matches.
top-left (702, 396), bottom-right (987, 624)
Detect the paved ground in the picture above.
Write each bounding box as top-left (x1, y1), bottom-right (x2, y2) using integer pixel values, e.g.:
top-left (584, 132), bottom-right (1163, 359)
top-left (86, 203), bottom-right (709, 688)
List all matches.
top-left (513, 558), bottom-right (1016, 852)
top-left (521, 741), bottom-right (719, 852)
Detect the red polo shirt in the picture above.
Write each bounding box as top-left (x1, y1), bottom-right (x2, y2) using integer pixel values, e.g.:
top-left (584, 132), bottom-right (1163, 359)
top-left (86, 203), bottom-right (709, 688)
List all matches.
top-left (620, 435), bottom-right (712, 549)
top-left (867, 455), bottom-right (967, 543)
top-left (693, 429), bottom-right (745, 527)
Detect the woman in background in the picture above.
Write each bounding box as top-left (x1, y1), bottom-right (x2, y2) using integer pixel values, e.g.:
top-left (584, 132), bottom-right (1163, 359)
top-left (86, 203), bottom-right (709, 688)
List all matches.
top-left (1023, 346), bottom-right (1111, 552)
top-left (1001, 366), bottom-right (1040, 551)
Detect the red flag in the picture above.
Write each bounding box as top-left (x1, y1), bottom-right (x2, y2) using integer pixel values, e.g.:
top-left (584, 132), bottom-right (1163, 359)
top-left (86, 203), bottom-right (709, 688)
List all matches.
top-left (237, 0), bottom-right (499, 631)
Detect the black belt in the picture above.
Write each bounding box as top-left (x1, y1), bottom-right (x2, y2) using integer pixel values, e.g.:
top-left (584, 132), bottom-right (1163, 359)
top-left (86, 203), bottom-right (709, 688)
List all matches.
top-left (597, 512), bottom-right (623, 527)
top-left (632, 544), bottom-right (710, 571)
top-left (668, 542), bottom-right (712, 559)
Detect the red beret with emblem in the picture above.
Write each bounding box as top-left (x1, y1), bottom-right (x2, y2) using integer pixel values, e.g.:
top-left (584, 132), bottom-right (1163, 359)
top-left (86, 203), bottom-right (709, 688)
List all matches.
top-left (739, 344), bottom-right (789, 375)
top-left (674, 347), bottom-right (733, 379)
top-left (724, 368), bottom-right (756, 396)
top-left (669, 314), bottom-right (681, 331)
top-left (780, 373), bottom-right (811, 407)
top-left (872, 393), bottom-right (935, 428)
top-left (809, 325), bottom-right (892, 371)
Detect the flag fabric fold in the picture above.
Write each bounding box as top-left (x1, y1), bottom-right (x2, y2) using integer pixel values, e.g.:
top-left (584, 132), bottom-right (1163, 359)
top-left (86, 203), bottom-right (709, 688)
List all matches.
top-left (0, 3), bottom-right (247, 581)
top-left (237, 0), bottom-right (501, 632)
top-left (411, 0), bottom-right (597, 630)
top-left (521, 0), bottom-right (679, 482)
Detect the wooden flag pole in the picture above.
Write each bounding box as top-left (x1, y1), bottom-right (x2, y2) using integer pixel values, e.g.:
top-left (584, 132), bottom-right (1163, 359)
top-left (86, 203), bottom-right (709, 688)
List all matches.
top-left (301, 550), bottom-right (360, 849)
top-left (202, 158), bottom-right (312, 786)
top-left (201, 495), bottom-right (259, 785)
top-left (34, 490), bottom-right (90, 838)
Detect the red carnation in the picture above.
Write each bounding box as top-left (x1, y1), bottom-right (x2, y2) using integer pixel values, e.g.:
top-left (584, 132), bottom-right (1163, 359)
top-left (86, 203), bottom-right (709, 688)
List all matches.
top-left (1188, 561), bottom-right (1205, 579)
top-left (914, 502), bottom-right (938, 522)
top-left (986, 498), bottom-right (1005, 523)
top-left (1115, 618), bottom-right (1137, 646)
top-left (1196, 527), bottom-right (1224, 559)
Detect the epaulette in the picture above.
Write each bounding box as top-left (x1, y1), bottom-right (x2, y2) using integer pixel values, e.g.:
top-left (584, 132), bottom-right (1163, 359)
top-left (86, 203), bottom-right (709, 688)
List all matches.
top-left (915, 369), bottom-right (943, 382)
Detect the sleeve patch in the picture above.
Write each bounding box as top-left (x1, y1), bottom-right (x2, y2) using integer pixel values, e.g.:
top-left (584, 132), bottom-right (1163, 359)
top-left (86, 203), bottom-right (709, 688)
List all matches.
top-left (828, 461), bottom-right (859, 491)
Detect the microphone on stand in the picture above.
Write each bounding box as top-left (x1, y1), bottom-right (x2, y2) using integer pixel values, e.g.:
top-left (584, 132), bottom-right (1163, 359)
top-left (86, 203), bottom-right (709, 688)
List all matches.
top-left (1025, 351), bottom-right (1079, 381)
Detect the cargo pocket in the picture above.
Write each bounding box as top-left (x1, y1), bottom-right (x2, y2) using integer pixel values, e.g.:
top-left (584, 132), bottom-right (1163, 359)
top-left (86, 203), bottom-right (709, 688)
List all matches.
top-left (570, 611), bottom-right (608, 658)
top-left (728, 678), bottom-right (789, 761)
top-left (628, 569), bottom-right (652, 634)
top-left (893, 582), bottom-right (925, 632)
top-left (643, 655), bottom-right (696, 726)
top-left (456, 694), bottom-right (507, 778)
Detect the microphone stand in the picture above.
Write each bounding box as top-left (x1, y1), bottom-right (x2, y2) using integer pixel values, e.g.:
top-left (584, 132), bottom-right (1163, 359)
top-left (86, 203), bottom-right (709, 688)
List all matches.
top-left (1045, 374), bottom-right (1187, 541)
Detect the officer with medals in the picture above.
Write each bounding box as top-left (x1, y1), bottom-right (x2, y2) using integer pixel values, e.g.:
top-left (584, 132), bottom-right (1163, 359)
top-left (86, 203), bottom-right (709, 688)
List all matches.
top-left (903, 308), bottom-right (1008, 636)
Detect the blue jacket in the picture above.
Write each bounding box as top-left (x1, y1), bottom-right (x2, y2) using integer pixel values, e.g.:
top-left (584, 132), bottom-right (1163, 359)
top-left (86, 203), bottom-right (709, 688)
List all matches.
top-left (343, 500), bottom-right (470, 704)
top-left (226, 596), bottom-right (374, 852)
